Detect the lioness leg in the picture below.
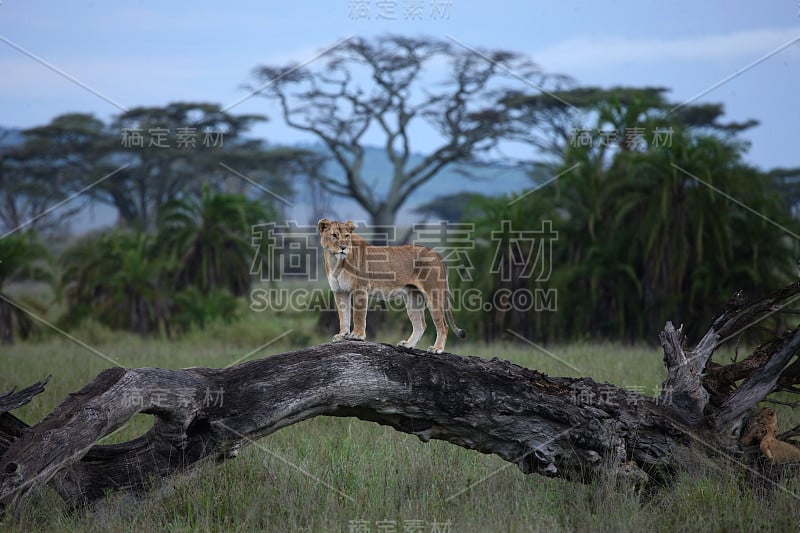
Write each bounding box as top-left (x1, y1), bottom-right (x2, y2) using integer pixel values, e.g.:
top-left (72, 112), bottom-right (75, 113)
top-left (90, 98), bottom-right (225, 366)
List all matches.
top-left (422, 286), bottom-right (448, 354)
top-left (346, 288), bottom-right (368, 340)
top-left (332, 291), bottom-right (351, 342)
top-left (398, 288), bottom-right (426, 349)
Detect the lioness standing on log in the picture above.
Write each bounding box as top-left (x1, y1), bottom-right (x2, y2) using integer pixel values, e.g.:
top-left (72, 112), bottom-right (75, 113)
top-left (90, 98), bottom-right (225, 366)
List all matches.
top-left (317, 218), bottom-right (465, 353)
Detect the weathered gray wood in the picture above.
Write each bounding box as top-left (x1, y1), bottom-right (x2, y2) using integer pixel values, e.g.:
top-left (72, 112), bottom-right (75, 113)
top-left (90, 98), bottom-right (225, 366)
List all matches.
top-left (0, 343), bottom-right (694, 516)
top-left (0, 377), bottom-right (50, 457)
top-left (659, 282), bottom-right (800, 449)
top-left (2, 281), bottom-right (800, 518)
top-left (658, 322), bottom-right (714, 424)
top-left (0, 376), bottom-right (50, 415)
top-left (714, 331), bottom-right (800, 444)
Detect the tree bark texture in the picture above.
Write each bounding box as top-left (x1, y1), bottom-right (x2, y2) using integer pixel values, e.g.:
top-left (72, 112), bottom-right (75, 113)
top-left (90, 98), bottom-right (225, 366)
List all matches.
top-left (3, 282), bottom-right (800, 517)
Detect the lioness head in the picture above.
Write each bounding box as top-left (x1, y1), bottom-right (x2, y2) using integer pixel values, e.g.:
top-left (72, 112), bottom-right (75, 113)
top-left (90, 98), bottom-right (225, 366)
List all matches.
top-left (317, 218), bottom-right (356, 258)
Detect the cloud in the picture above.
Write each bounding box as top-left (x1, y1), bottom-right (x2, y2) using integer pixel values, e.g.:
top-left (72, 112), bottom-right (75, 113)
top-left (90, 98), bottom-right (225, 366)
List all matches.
top-left (533, 26), bottom-right (800, 71)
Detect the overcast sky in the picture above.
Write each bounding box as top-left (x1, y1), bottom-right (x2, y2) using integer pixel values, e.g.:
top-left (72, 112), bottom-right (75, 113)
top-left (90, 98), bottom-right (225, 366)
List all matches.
top-left (1, 0), bottom-right (798, 174)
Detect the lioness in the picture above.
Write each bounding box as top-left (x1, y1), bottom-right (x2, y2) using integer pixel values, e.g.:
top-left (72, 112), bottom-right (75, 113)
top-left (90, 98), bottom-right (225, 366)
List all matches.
top-left (317, 218), bottom-right (465, 353)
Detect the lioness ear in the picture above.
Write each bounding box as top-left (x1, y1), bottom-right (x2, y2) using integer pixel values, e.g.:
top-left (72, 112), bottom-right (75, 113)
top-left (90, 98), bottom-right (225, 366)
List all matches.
top-left (317, 218), bottom-right (331, 234)
top-left (344, 220), bottom-right (355, 233)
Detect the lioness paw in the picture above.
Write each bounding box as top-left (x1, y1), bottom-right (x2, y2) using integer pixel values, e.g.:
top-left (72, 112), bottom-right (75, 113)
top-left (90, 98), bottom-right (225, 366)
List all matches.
top-left (332, 333), bottom-right (348, 342)
top-left (345, 333), bottom-right (366, 341)
top-left (397, 340), bottom-right (419, 349)
top-left (426, 346), bottom-right (444, 354)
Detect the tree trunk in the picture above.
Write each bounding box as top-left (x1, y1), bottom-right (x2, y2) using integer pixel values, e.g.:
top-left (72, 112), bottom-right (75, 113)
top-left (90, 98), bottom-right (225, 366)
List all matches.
top-left (3, 282), bottom-right (800, 518)
top-left (367, 208), bottom-right (399, 246)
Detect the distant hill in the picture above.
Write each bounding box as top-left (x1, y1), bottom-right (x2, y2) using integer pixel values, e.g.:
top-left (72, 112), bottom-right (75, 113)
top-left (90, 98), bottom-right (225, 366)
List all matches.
top-left (308, 143), bottom-right (532, 202)
top-left (0, 128), bottom-right (24, 147)
top-left (294, 143), bottom-right (533, 225)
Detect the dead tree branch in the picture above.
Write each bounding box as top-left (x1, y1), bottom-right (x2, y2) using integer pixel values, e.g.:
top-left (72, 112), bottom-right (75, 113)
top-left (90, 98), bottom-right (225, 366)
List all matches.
top-left (2, 283), bottom-right (800, 518)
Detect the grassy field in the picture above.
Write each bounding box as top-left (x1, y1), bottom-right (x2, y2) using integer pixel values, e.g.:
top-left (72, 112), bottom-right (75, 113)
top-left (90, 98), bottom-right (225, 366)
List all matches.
top-left (3, 308), bottom-right (800, 532)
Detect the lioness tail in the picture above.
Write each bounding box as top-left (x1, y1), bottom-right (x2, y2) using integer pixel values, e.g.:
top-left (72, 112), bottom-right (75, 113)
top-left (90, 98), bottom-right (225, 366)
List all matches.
top-left (446, 301), bottom-right (465, 339)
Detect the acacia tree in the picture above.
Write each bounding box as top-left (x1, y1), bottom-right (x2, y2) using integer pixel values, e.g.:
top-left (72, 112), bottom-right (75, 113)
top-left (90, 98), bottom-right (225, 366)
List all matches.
top-left (501, 85), bottom-right (761, 167)
top-left (456, 89), bottom-right (799, 343)
top-left (251, 35), bottom-right (548, 235)
top-left (0, 114), bottom-right (107, 236)
top-left (106, 102), bottom-right (286, 230)
top-left (2, 104), bottom-right (311, 234)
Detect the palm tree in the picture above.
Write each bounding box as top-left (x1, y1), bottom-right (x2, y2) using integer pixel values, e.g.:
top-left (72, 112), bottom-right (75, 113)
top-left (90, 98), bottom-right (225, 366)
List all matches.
top-left (156, 186), bottom-right (273, 296)
top-left (0, 233), bottom-right (51, 343)
top-left (61, 231), bottom-right (170, 335)
top-left (459, 93), bottom-right (799, 343)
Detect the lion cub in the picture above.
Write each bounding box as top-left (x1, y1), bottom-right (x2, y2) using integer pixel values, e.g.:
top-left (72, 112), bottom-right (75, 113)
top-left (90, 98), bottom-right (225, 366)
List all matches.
top-left (317, 219), bottom-right (465, 353)
top-left (740, 407), bottom-right (776, 446)
top-left (756, 408), bottom-right (800, 464)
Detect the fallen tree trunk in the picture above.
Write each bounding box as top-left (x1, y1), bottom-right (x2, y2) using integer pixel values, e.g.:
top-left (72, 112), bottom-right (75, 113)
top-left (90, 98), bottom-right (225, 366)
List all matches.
top-left (2, 282), bottom-right (800, 517)
top-left (0, 343), bottom-right (668, 515)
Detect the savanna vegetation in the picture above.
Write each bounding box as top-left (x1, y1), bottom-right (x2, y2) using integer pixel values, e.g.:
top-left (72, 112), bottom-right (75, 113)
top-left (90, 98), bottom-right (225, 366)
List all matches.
top-left (3, 34), bottom-right (800, 531)
top-left (453, 87), bottom-right (800, 343)
top-left (4, 313), bottom-right (800, 532)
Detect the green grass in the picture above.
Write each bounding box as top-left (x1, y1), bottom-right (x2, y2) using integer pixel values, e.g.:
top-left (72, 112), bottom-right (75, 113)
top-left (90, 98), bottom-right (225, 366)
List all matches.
top-left (3, 309), bottom-right (800, 531)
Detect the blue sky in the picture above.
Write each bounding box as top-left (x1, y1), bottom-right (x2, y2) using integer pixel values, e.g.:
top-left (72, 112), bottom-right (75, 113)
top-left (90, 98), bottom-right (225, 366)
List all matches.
top-left (1, 1), bottom-right (798, 178)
